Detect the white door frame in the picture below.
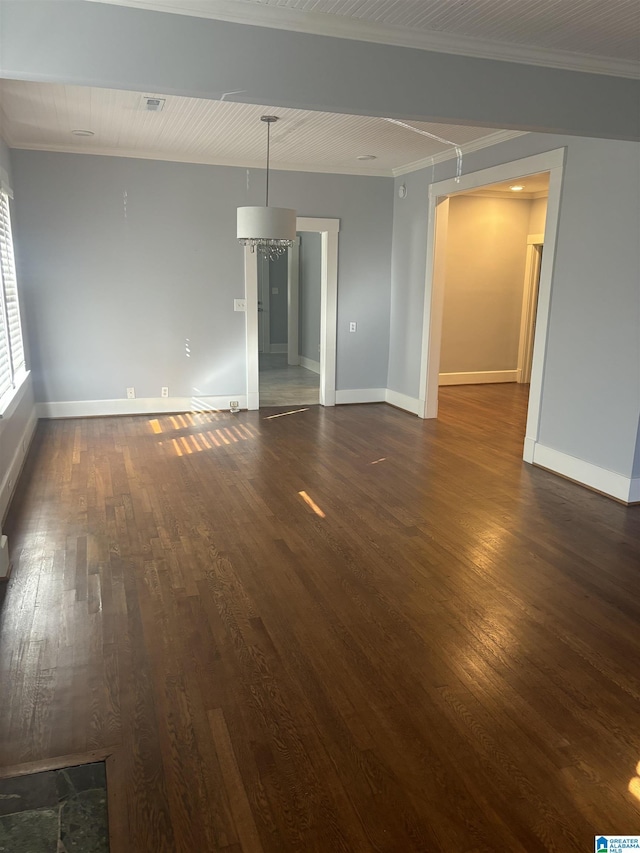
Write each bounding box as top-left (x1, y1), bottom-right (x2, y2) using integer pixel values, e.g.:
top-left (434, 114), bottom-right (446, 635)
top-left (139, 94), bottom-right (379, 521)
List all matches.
top-left (287, 236), bottom-right (300, 366)
top-left (516, 234), bottom-right (544, 384)
top-left (418, 148), bottom-right (566, 465)
top-left (245, 216), bottom-right (340, 409)
top-left (257, 252), bottom-right (271, 353)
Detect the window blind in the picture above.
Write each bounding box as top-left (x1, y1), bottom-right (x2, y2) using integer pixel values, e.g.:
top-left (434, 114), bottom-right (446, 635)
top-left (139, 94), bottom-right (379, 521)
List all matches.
top-left (0, 270), bottom-right (10, 399)
top-left (0, 190), bottom-right (25, 400)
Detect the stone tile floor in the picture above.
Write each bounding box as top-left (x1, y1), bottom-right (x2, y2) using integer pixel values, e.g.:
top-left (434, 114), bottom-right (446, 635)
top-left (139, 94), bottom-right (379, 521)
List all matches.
top-left (0, 762), bottom-right (109, 852)
top-left (259, 353), bottom-right (320, 406)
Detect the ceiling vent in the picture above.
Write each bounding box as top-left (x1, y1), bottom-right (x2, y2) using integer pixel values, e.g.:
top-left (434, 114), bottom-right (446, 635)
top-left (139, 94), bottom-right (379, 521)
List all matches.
top-left (143, 97), bottom-right (165, 112)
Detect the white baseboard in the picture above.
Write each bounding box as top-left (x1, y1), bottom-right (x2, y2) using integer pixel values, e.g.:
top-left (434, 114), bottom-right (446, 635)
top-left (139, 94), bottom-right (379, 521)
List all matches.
top-left (522, 436), bottom-right (536, 464)
top-left (270, 343), bottom-right (288, 354)
top-left (1, 406), bottom-right (38, 524)
top-left (335, 388), bottom-right (386, 405)
top-left (36, 395), bottom-right (248, 419)
top-left (384, 389), bottom-right (423, 416)
top-left (530, 442), bottom-right (638, 503)
top-left (439, 370), bottom-right (518, 386)
top-left (299, 356), bottom-right (320, 375)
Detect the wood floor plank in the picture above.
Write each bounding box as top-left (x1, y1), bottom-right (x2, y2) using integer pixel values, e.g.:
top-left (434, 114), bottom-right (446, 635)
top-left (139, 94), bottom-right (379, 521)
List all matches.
top-left (1, 385), bottom-right (640, 851)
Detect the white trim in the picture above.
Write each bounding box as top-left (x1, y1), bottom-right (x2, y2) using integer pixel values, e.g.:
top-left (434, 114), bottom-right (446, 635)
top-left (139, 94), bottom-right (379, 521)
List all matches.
top-left (419, 148), bottom-right (566, 480)
top-left (461, 189), bottom-right (548, 201)
top-left (244, 246), bottom-right (260, 411)
top-left (432, 150), bottom-right (565, 197)
top-left (258, 253), bottom-right (270, 354)
top-left (439, 370), bottom-right (518, 386)
top-left (1, 405), bottom-right (38, 524)
top-left (36, 395), bottom-right (248, 419)
top-left (246, 216), bottom-right (339, 410)
top-left (0, 369), bottom-right (31, 419)
top-left (0, 167), bottom-right (13, 199)
top-left (0, 535), bottom-right (9, 581)
top-left (531, 442), bottom-right (639, 504)
top-left (89, 0), bottom-right (640, 79)
top-left (384, 389), bottom-right (422, 416)
top-left (8, 132), bottom-right (535, 182)
top-left (10, 142), bottom-right (394, 178)
top-left (299, 356), bottom-right (320, 375)
top-left (287, 236), bottom-right (300, 365)
top-left (269, 343), bottom-right (288, 354)
top-left (524, 163), bottom-right (564, 448)
top-left (318, 227), bottom-right (338, 407)
top-left (335, 388), bottom-right (386, 405)
top-left (516, 235), bottom-right (544, 384)
top-left (419, 196), bottom-right (449, 419)
top-left (297, 217), bottom-right (340, 235)
top-left (392, 131), bottom-right (527, 177)
top-left (522, 436), bottom-right (536, 464)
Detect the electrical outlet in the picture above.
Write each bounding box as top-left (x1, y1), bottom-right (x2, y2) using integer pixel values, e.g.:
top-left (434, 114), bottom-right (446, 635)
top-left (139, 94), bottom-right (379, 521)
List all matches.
top-left (161, 387), bottom-right (169, 398)
top-left (126, 387), bottom-right (135, 399)
top-left (349, 321), bottom-right (357, 332)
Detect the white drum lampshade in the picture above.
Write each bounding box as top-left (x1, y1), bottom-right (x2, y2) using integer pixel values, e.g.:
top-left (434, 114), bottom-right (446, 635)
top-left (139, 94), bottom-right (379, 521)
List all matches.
top-left (237, 206), bottom-right (296, 244)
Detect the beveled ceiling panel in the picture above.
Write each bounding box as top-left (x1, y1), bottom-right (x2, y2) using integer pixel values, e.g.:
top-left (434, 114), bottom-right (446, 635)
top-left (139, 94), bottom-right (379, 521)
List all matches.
top-left (0, 80), bottom-right (518, 176)
top-left (248, 0), bottom-right (640, 60)
top-left (87, 0), bottom-right (640, 74)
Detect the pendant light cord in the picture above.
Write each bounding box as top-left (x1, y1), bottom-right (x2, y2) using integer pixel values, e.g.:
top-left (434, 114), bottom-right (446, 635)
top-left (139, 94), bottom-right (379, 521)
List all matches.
top-left (265, 119), bottom-right (271, 208)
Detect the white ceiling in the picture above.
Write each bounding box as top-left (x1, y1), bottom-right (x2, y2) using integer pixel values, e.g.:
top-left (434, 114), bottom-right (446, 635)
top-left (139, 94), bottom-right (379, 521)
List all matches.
top-left (0, 80), bottom-right (523, 176)
top-left (89, 0), bottom-right (640, 77)
top-left (5, 0), bottom-right (635, 175)
top-left (460, 172), bottom-right (550, 199)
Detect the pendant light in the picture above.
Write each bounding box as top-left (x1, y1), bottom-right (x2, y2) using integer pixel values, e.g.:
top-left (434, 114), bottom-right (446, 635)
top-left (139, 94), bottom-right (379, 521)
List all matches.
top-left (237, 116), bottom-right (296, 260)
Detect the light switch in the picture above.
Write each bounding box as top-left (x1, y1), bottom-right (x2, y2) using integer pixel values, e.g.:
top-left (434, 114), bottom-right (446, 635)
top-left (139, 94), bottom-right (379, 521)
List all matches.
top-left (234, 299), bottom-right (247, 312)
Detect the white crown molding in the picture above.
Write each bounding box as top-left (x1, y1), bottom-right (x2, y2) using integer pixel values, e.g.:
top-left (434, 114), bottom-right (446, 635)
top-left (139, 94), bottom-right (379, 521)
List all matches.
top-left (8, 142), bottom-right (394, 176)
top-left (10, 129), bottom-right (530, 178)
top-left (86, 0), bottom-right (640, 79)
top-left (392, 130), bottom-right (527, 177)
top-left (461, 189), bottom-right (548, 200)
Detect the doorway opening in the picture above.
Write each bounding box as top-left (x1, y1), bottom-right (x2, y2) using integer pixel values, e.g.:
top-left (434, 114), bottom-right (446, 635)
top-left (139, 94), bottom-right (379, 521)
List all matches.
top-left (438, 172), bottom-right (548, 397)
top-left (245, 217), bottom-right (339, 410)
top-left (419, 148), bottom-right (565, 463)
top-left (257, 233), bottom-right (323, 406)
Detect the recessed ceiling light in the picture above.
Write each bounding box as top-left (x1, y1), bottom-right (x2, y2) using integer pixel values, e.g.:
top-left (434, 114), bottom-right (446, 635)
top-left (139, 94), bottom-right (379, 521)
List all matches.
top-left (510, 184), bottom-right (525, 191)
top-left (357, 154), bottom-right (377, 161)
top-left (71, 129), bottom-right (95, 137)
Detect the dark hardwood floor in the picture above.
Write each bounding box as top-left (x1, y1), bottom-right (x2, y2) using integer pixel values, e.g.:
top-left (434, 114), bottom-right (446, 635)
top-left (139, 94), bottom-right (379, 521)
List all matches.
top-left (1, 384), bottom-right (639, 852)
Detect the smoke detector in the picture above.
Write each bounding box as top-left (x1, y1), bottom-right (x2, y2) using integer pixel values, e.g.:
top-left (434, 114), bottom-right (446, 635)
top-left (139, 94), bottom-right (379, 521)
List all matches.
top-left (143, 97), bottom-right (165, 112)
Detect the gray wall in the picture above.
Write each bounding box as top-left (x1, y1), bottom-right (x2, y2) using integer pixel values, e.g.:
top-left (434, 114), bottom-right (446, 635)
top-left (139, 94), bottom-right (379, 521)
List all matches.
top-left (2, 1), bottom-right (638, 140)
top-left (298, 232), bottom-right (321, 363)
top-left (11, 150), bottom-right (393, 402)
top-left (388, 133), bottom-right (640, 479)
top-left (268, 253), bottom-right (288, 346)
top-left (440, 195), bottom-right (531, 374)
